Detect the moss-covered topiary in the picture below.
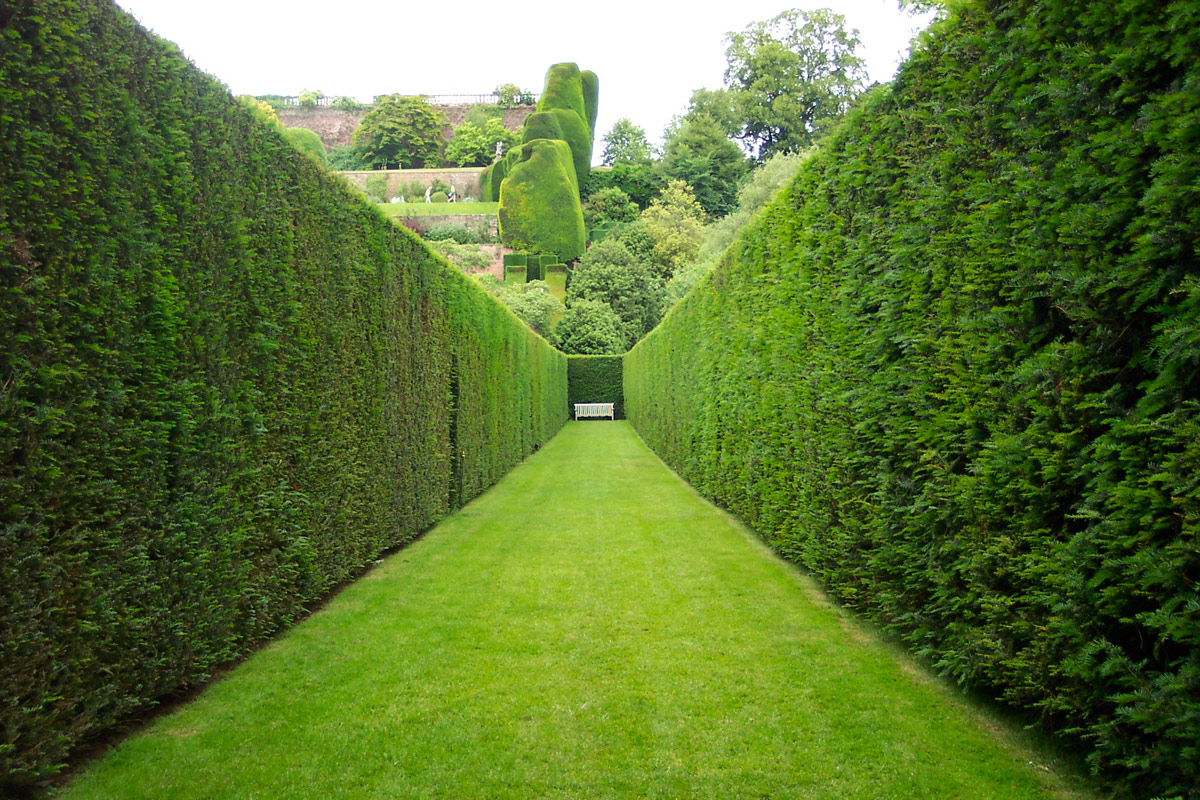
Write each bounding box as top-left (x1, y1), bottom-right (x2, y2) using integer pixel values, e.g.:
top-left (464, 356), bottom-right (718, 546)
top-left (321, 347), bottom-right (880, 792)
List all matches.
top-left (544, 108), bottom-right (591, 184)
top-left (580, 70), bottom-right (599, 140)
top-left (498, 139), bottom-right (585, 262)
top-left (536, 62), bottom-right (587, 122)
top-left (521, 111), bottom-right (565, 145)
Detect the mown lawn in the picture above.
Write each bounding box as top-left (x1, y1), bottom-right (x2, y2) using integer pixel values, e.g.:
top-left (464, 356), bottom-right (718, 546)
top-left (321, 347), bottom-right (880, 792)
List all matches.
top-left (376, 201), bottom-right (498, 216)
top-left (60, 423), bottom-right (1096, 799)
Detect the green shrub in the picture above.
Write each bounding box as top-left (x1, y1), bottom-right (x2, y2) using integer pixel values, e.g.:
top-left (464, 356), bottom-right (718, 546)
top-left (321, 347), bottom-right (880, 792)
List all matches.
top-left (504, 264), bottom-right (527, 283)
top-left (284, 127), bottom-right (328, 166)
top-left (498, 139), bottom-right (585, 262)
top-left (502, 253), bottom-right (527, 268)
top-left (364, 173), bottom-right (389, 202)
top-left (568, 355), bottom-right (624, 419)
top-left (625, 2), bottom-right (1200, 795)
top-left (431, 190), bottom-right (449, 203)
top-left (553, 299), bottom-right (626, 355)
top-left (0, 1), bottom-right (567, 785)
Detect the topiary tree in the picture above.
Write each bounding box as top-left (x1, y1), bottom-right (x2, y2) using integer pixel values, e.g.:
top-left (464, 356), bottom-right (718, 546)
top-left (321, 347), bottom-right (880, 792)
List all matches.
top-left (581, 70), bottom-right (600, 139)
top-left (521, 111), bottom-right (565, 144)
top-left (352, 94), bottom-right (446, 169)
top-left (498, 139), bottom-right (585, 261)
top-left (534, 63), bottom-right (593, 182)
top-left (552, 299), bottom-right (627, 354)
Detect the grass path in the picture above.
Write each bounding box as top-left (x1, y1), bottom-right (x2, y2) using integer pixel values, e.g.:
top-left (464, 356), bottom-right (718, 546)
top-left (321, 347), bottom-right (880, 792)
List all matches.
top-left (61, 422), bottom-right (1094, 799)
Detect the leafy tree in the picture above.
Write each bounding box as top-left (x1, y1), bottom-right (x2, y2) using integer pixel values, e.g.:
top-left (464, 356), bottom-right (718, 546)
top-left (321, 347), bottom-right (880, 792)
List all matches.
top-left (567, 239), bottom-right (665, 348)
top-left (445, 118), bottom-right (519, 167)
top-left (600, 118), bottom-right (653, 165)
top-left (284, 128), bottom-right (327, 166)
top-left (553, 299), bottom-right (627, 355)
top-left (640, 179), bottom-right (706, 279)
top-left (686, 88), bottom-right (743, 140)
top-left (724, 8), bottom-right (866, 158)
top-left (330, 95), bottom-right (364, 110)
top-left (297, 88), bottom-right (324, 107)
top-left (495, 83), bottom-right (534, 108)
top-left (352, 95), bottom-right (447, 169)
top-left (657, 114), bottom-right (749, 218)
top-left (582, 186), bottom-right (639, 236)
top-left (327, 144), bottom-right (370, 171)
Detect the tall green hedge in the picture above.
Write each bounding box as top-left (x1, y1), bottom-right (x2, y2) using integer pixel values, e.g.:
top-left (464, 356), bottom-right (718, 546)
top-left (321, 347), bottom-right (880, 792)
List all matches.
top-left (625, 1), bottom-right (1199, 796)
top-left (0, 1), bottom-right (566, 787)
top-left (568, 356), bottom-right (624, 420)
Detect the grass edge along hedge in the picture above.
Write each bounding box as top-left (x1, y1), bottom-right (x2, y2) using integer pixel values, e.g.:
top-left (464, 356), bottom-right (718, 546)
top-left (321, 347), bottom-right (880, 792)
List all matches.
top-left (0, 1), bottom-right (567, 787)
top-left (624, 2), bottom-right (1199, 797)
top-left (567, 356), bottom-right (625, 420)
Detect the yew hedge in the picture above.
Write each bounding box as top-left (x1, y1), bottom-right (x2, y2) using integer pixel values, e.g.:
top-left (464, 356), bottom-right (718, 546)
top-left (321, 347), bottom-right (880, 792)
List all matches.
top-left (0, 0), bottom-right (566, 787)
top-left (625, 1), bottom-right (1199, 796)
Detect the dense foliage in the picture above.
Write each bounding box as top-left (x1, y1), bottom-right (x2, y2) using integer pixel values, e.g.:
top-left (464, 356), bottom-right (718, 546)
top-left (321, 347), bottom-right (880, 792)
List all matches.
top-left (497, 139), bottom-right (586, 262)
top-left (600, 118), bottom-right (653, 166)
top-left (0, 1), bottom-right (567, 787)
top-left (445, 118), bottom-right (519, 167)
top-left (552, 300), bottom-right (626, 355)
top-left (566, 240), bottom-right (664, 350)
top-left (657, 114), bottom-right (749, 218)
top-left (567, 357), bottom-right (625, 419)
top-left (723, 8), bottom-right (866, 159)
top-left (351, 94), bottom-right (446, 169)
top-left (626, 1), bottom-right (1199, 796)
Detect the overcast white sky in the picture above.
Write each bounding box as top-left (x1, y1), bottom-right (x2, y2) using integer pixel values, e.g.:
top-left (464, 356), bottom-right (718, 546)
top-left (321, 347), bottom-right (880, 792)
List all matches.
top-left (115, 0), bottom-right (932, 152)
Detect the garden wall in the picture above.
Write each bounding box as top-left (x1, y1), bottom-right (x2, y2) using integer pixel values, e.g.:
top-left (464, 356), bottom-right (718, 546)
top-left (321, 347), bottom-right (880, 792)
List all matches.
top-left (0, 0), bottom-right (566, 787)
top-left (624, 2), bottom-right (1199, 797)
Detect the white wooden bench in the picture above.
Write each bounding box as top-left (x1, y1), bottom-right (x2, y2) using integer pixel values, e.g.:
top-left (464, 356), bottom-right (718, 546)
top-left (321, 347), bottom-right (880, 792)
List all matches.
top-left (574, 402), bottom-right (615, 420)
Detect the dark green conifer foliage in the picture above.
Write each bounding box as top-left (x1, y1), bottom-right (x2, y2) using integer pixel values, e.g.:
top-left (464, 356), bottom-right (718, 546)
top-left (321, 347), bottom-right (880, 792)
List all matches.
top-left (581, 70), bottom-right (600, 138)
top-left (626, 2), bottom-right (1200, 795)
top-left (498, 139), bottom-right (585, 261)
top-left (0, 0), bottom-right (567, 786)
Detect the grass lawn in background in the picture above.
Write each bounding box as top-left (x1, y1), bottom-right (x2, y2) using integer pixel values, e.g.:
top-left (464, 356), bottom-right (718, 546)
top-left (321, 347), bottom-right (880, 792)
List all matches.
top-left (376, 202), bottom-right (498, 216)
top-left (60, 422), bottom-right (1097, 800)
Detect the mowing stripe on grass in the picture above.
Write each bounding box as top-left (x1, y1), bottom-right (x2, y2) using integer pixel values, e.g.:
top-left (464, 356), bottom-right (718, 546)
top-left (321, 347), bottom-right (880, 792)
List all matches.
top-left (61, 422), bottom-right (1095, 799)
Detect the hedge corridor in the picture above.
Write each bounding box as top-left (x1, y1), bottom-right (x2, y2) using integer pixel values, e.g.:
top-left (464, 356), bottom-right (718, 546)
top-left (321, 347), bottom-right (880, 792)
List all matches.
top-left (0, 0), bottom-right (566, 787)
top-left (626, 1), bottom-right (1199, 797)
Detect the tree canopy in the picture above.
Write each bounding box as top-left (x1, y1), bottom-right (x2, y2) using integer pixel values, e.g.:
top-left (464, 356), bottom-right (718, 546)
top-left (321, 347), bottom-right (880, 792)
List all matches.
top-left (600, 118), bottom-right (654, 165)
top-left (724, 8), bottom-right (866, 159)
top-left (553, 299), bottom-right (627, 355)
top-left (446, 118), bottom-right (519, 167)
top-left (566, 239), bottom-right (665, 349)
top-left (352, 95), bottom-right (447, 169)
top-left (658, 114), bottom-right (749, 218)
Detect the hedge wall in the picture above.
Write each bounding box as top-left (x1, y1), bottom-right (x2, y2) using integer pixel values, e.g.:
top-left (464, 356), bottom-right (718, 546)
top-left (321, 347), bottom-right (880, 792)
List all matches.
top-left (567, 356), bottom-right (624, 420)
top-left (624, 2), bottom-right (1199, 796)
top-left (0, 0), bottom-right (567, 787)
